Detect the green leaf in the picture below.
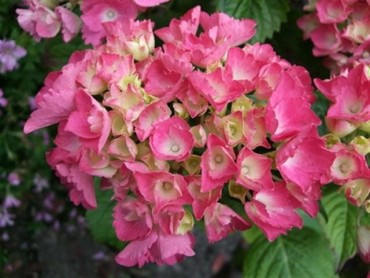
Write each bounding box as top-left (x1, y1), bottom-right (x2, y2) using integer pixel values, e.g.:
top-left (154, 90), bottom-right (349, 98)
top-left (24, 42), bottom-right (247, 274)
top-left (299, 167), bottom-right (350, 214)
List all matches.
top-left (299, 210), bottom-right (325, 234)
top-left (86, 185), bottom-right (124, 249)
top-left (243, 228), bottom-right (337, 278)
top-left (216, 0), bottom-right (290, 43)
top-left (322, 190), bottom-right (359, 270)
top-left (360, 210), bottom-right (370, 226)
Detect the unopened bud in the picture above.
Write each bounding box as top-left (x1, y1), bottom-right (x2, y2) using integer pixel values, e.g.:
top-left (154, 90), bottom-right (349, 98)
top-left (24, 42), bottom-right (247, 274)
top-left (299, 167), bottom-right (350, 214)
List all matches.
top-left (350, 136), bottom-right (370, 156)
top-left (176, 210), bottom-right (194, 235)
top-left (357, 225), bottom-right (370, 263)
top-left (40, 0), bottom-right (58, 9)
top-left (343, 179), bottom-right (370, 207)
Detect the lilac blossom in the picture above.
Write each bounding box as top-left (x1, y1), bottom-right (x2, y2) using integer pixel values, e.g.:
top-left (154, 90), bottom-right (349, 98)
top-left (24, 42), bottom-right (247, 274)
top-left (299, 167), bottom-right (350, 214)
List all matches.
top-left (33, 174), bottom-right (49, 192)
top-left (7, 172), bottom-right (21, 186)
top-left (3, 194), bottom-right (21, 209)
top-left (0, 208), bottom-right (14, 228)
top-left (0, 39), bottom-right (26, 73)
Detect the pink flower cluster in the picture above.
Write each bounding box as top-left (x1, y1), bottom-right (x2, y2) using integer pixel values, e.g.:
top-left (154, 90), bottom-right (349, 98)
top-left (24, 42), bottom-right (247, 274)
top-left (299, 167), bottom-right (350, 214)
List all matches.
top-left (24, 6), bottom-right (336, 267)
top-left (16, 0), bottom-right (170, 45)
top-left (315, 64), bottom-right (370, 210)
top-left (16, 0), bottom-right (82, 42)
top-left (297, 0), bottom-right (370, 74)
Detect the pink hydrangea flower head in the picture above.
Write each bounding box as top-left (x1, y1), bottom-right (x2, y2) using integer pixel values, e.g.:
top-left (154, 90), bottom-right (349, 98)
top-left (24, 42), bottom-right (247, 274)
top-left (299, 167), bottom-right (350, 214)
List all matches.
top-left (149, 116), bottom-right (194, 162)
top-left (200, 134), bottom-right (238, 192)
top-left (245, 183), bottom-right (303, 241)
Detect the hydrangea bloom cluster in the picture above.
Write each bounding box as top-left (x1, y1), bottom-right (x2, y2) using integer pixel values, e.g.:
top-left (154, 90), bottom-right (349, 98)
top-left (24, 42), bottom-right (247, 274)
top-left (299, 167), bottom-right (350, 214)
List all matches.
top-left (315, 64), bottom-right (370, 210)
top-left (0, 39), bottom-right (26, 74)
top-left (297, 0), bottom-right (370, 74)
top-left (24, 6), bottom-right (336, 267)
top-left (16, 0), bottom-right (170, 44)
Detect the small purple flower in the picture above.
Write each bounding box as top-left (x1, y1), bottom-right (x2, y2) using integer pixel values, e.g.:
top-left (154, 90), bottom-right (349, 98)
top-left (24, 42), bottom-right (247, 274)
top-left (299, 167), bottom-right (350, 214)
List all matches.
top-left (0, 39), bottom-right (27, 73)
top-left (28, 96), bottom-right (36, 110)
top-left (4, 194), bottom-right (20, 208)
top-left (0, 208), bottom-right (14, 228)
top-left (7, 172), bottom-right (21, 186)
top-left (35, 211), bottom-right (53, 223)
top-left (3, 194), bottom-right (21, 209)
top-left (93, 251), bottom-right (108, 261)
top-left (0, 89), bottom-right (7, 108)
top-left (33, 174), bottom-right (49, 192)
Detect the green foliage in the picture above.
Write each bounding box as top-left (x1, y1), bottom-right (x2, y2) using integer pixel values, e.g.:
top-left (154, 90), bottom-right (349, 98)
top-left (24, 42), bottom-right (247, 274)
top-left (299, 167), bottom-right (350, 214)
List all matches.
top-left (321, 190), bottom-right (359, 270)
top-left (243, 227), bottom-right (337, 278)
top-left (216, 0), bottom-right (290, 43)
top-left (242, 224), bottom-right (263, 243)
top-left (86, 181), bottom-right (124, 250)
